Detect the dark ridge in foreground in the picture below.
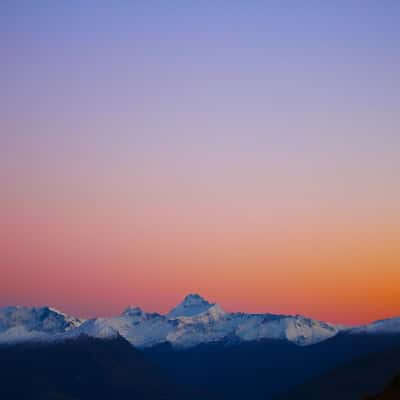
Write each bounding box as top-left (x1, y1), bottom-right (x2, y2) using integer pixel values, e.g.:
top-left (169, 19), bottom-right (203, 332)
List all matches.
top-left (365, 373), bottom-right (400, 400)
top-left (0, 335), bottom-right (200, 400)
top-left (279, 344), bottom-right (400, 400)
top-left (146, 332), bottom-right (400, 400)
top-left (1, 331), bottom-right (399, 399)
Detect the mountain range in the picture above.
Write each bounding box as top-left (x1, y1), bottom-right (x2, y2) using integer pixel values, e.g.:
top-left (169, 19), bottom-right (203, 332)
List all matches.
top-left (1, 293), bottom-right (399, 349)
top-left (1, 294), bottom-right (399, 399)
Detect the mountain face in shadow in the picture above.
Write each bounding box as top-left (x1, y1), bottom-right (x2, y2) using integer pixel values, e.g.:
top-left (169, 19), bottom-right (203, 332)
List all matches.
top-left (146, 332), bottom-right (400, 400)
top-left (365, 373), bottom-right (400, 400)
top-left (280, 345), bottom-right (400, 400)
top-left (0, 331), bottom-right (399, 400)
top-left (0, 335), bottom-right (198, 400)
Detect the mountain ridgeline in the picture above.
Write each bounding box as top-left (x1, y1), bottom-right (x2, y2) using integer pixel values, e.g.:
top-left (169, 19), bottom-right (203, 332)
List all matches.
top-left (0, 293), bottom-right (353, 347)
top-left (0, 294), bottom-right (399, 399)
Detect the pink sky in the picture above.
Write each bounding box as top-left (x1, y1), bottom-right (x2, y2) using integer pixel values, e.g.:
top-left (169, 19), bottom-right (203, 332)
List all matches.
top-left (1, 2), bottom-right (399, 324)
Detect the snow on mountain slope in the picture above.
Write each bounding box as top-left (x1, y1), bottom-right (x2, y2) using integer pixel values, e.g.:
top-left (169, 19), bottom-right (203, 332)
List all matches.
top-left (76, 295), bottom-right (338, 348)
top-left (0, 298), bottom-right (339, 347)
top-left (349, 317), bottom-right (400, 335)
top-left (167, 294), bottom-right (215, 318)
top-left (1, 295), bottom-right (398, 349)
top-left (73, 309), bottom-right (177, 347)
top-left (0, 306), bottom-right (84, 344)
top-left (234, 313), bottom-right (339, 346)
top-left (165, 306), bottom-right (339, 348)
top-left (165, 303), bottom-right (233, 347)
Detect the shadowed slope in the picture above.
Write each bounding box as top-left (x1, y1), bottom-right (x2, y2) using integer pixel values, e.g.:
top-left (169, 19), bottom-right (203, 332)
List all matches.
top-left (0, 334), bottom-right (198, 400)
top-left (280, 345), bottom-right (400, 400)
top-left (365, 373), bottom-right (400, 400)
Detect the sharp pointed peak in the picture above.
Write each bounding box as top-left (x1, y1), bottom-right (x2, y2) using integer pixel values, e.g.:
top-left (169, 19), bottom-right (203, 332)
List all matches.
top-left (181, 293), bottom-right (210, 304)
top-left (168, 293), bottom-right (217, 318)
top-left (121, 306), bottom-right (145, 317)
top-left (40, 306), bottom-right (66, 315)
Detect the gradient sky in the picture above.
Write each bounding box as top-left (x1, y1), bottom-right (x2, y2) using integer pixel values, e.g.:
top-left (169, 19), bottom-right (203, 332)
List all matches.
top-left (1, 1), bottom-right (400, 324)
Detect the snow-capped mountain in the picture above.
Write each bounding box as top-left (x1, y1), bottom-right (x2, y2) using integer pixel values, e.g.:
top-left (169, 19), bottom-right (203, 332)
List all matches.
top-left (349, 316), bottom-right (400, 335)
top-left (71, 308), bottom-right (177, 347)
top-left (167, 293), bottom-right (215, 318)
top-left (70, 294), bottom-right (340, 348)
top-left (0, 295), bottom-right (399, 348)
top-left (0, 306), bottom-right (83, 344)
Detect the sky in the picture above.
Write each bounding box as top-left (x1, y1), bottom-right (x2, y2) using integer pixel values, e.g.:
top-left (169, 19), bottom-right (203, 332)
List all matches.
top-left (1, 1), bottom-right (399, 324)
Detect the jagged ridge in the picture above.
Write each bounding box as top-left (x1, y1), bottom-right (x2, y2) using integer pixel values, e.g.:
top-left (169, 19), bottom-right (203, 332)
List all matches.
top-left (1, 294), bottom-right (399, 349)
